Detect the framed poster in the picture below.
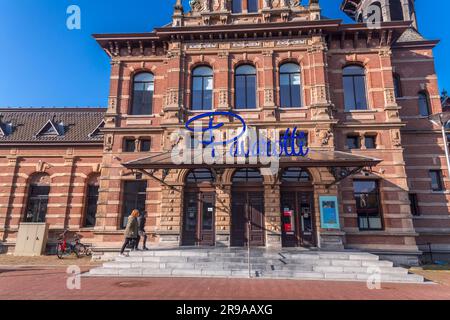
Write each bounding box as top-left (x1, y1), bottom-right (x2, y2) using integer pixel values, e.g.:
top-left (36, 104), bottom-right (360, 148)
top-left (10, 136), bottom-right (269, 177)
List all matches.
top-left (319, 196), bottom-right (340, 229)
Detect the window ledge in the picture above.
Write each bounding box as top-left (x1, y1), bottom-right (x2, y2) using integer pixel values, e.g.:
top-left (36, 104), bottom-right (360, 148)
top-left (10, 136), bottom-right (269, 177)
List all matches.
top-left (345, 110), bottom-right (378, 114)
top-left (279, 107), bottom-right (307, 111)
top-left (231, 109), bottom-right (263, 112)
top-left (123, 114), bottom-right (157, 118)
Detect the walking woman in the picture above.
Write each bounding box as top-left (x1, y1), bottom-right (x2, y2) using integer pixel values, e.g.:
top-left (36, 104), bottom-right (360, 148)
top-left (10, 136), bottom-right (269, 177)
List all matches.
top-left (119, 209), bottom-right (140, 257)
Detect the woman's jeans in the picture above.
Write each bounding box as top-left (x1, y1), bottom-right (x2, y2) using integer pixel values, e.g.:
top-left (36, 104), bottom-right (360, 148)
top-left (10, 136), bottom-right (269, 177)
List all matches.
top-left (120, 237), bottom-right (137, 254)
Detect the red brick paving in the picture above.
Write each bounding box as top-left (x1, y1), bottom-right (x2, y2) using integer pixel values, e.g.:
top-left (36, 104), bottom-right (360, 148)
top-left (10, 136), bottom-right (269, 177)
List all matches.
top-left (0, 267), bottom-right (449, 300)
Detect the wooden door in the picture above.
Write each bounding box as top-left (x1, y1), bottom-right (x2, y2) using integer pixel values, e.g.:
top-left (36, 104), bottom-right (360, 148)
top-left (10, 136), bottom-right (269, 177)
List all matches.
top-left (231, 191), bottom-right (265, 247)
top-left (182, 192), bottom-right (216, 246)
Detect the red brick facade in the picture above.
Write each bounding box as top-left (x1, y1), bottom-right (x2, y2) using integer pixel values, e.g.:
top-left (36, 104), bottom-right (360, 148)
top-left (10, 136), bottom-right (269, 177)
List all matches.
top-left (0, 0), bottom-right (448, 265)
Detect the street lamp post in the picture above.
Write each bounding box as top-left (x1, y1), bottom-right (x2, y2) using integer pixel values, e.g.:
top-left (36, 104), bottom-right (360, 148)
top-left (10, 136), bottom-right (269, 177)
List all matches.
top-left (429, 113), bottom-right (450, 178)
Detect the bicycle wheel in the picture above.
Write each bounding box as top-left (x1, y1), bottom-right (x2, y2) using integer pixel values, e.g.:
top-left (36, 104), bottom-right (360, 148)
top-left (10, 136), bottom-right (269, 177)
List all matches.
top-left (56, 244), bottom-right (64, 259)
top-left (74, 243), bottom-right (86, 258)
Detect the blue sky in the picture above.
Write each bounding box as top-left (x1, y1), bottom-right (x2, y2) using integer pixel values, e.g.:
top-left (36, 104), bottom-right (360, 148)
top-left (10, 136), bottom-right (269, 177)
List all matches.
top-left (0, 0), bottom-right (448, 107)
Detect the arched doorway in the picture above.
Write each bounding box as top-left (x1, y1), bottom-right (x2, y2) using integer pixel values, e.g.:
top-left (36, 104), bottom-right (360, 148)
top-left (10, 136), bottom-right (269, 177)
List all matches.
top-left (280, 168), bottom-right (315, 247)
top-left (231, 169), bottom-right (265, 247)
top-left (182, 169), bottom-right (216, 246)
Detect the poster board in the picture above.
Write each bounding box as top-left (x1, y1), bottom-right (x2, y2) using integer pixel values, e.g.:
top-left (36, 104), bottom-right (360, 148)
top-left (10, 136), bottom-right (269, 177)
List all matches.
top-left (319, 196), bottom-right (340, 229)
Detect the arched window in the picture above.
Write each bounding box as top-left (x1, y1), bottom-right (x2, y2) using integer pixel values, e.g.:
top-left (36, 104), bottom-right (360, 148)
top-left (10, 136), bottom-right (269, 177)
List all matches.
top-left (368, 2), bottom-right (383, 22)
top-left (393, 73), bottom-right (402, 98)
top-left (84, 174), bottom-right (100, 228)
top-left (131, 72), bottom-right (154, 115)
top-left (247, 0), bottom-right (258, 13)
top-left (235, 65), bottom-right (257, 109)
top-left (389, 0), bottom-right (404, 21)
top-left (418, 91), bottom-right (431, 116)
top-left (343, 65), bottom-right (368, 111)
top-left (186, 169), bottom-right (215, 184)
top-left (232, 0), bottom-right (242, 13)
top-left (280, 63), bottom-right (302, 108)
top-left (232, 169), bottom-right (263, 183)
top-left (25, 173), bottom-right (50, 223)
top-left (192, 66), bottom-right (213, 111)
top-left (281, 168), bottom-right (311, 183)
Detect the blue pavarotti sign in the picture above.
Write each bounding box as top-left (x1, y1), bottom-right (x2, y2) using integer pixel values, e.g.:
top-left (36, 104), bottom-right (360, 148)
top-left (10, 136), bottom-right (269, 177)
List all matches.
top-left (184, 112), bottom-right (309, 159)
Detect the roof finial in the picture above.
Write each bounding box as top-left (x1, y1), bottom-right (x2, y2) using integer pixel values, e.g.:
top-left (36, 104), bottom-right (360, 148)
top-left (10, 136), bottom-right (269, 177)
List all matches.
top-left (172, 0), bottom-right (184, 27)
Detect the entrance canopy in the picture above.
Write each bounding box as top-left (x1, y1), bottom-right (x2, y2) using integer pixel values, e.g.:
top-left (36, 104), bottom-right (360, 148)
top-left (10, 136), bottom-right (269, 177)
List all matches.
top-left (123, 149), bottom-right (381, 170)
top-left (122, 150), bottom-right (381, 188)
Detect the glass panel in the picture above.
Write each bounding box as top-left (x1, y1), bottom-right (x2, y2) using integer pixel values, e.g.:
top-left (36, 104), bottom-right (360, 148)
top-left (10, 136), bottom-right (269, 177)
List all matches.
top-left (232, 169), bottom-right (263, 183)
top-left (346, 136), bottom-right (360, 149)
top-left (389, 0), bottom-right (404, 21)
top-left (368, 217), bottom-right (382, 229)
top-left (418, 93), bottom-right (430, 116)
top-left (134, 73), bottom-right (153, 82)
top-left (140, 140), bottom-right (151, 152)
top-left (84, 185), bottom-right (99, 227)
top-left (280, 63), bottom-right (300, 73)
top-left (232, 0), bottom-right (242, 13)
top-left (236, 65), bottom-right (256, 76)
top-left (124, 139), bottom-right (135, 152)
top-left (186, 169), bottom-right (215, 183)
top-left (282, 168), bottom-right (311, 183)
top-left (343, 66), bottom-right (365, 76)
top-left (185, 197), bottom-right (198, 232)
top-left (247, 0), bottom-right (258, 13)
top-left (202, 202), bottom-right (214, 231)
top-left (354, 180), bottom-right (377, 193)
top-left (246, 75), bottom-right (257, 109)
top-left (122, 181), bottom-right (147, 229)
top-left (430, 170), bottom-right (443, 191)
top-left (365, 136), bottom-right (376, 149)
top-left (359, 217), bottom-right (369, 229)
top-left (354, 76), bottom-right (368, 110)
top-left (193, 66), bottom-right (213, 76)
top-left (235, 75), bottom-right (247, 109)
top-left (280, 74), bottom-right (291, 108)
top-left (343, 76), bottom-right (356, 111)
top-left (192, 77), bottom-right (203, 111)
top-left (291, 79), bottom-right (302, 108)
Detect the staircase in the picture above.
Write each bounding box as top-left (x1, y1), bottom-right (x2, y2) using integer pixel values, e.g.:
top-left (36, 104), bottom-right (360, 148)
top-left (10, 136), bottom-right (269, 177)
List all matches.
top-left (86, 247), bottom-right (425, 283)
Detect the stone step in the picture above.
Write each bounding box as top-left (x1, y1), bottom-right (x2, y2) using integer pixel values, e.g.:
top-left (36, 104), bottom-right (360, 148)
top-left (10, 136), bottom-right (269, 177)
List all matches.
top-left (88, 267), bottom-right (424, 283)
top-left (87, 249), bottom-right (424, 284)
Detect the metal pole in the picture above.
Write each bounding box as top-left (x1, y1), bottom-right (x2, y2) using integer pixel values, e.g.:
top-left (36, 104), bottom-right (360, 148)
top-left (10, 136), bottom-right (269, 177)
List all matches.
top-left (248, 218), bottom-right (251, 279)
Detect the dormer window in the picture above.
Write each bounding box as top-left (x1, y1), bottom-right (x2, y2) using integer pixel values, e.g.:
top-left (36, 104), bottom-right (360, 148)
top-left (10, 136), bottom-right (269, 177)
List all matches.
top-left (89, 120), bottom-right (105, 138)
top-left (35, 119), bottom-right (63, 137)
top-left (0, 119), bottom-right (12, 137)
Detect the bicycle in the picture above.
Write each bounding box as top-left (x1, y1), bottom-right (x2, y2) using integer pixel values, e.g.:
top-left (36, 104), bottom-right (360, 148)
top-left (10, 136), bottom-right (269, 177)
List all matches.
top-left (56, 230), bottom-right (92, 259)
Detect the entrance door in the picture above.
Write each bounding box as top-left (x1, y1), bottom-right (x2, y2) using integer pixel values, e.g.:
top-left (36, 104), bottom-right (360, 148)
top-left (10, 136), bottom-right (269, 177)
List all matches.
top-left (231, 192), bottom-right (265, 247)
top-left (182, 192), bottom-right (215, 246)
top-left (281, 192), bottom-right (314, 247)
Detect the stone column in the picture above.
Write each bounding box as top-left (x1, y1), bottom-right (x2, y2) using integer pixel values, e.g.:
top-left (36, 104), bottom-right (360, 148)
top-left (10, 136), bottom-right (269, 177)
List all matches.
top-left (162, 43), bottom-right (184, 125)
top-left (158, 170), bottom-right (183, 246)
top-left (262, 50), bottom-right (277, 121)
top-left (215, 183), bottom-right (231, 246)
top-left (379, 49), bottom-right (401, 122)
top-left (308, 38), bottom-right (333, 121)
top-left (264, 182), bottom-right (282, 249)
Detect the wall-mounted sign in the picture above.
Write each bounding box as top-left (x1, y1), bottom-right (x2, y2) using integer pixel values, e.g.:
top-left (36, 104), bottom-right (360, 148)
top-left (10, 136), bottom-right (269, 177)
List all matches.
top-left (319, 196), bottom-right (340, 230)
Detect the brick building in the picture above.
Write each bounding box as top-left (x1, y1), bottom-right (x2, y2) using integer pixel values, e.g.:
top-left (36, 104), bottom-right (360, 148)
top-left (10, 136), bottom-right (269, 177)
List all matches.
top-left (0, 0), bottom-right (449, 265)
